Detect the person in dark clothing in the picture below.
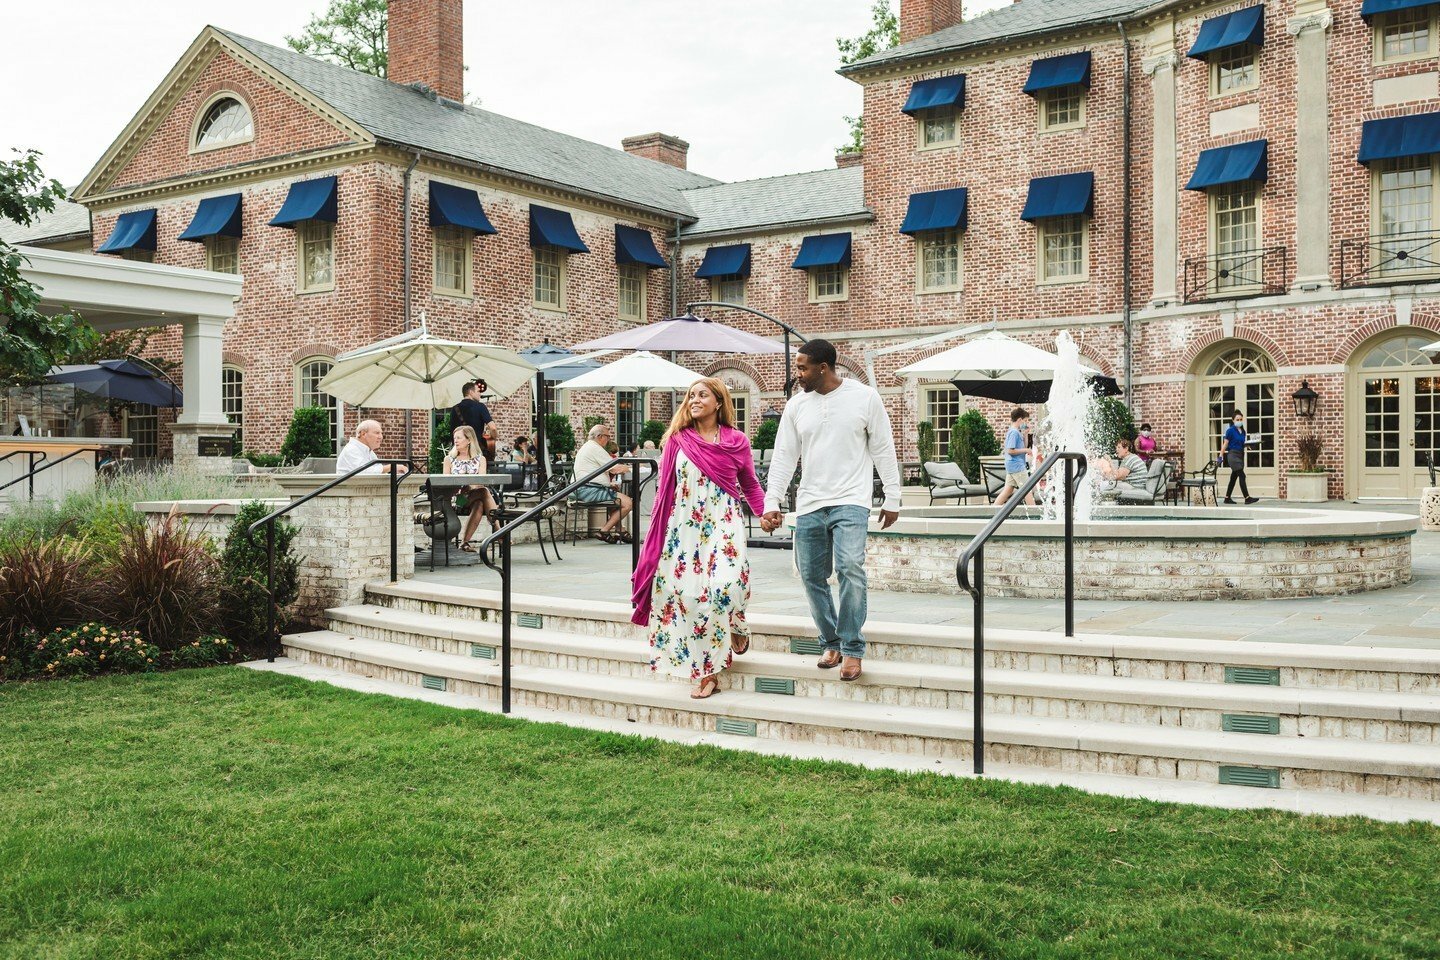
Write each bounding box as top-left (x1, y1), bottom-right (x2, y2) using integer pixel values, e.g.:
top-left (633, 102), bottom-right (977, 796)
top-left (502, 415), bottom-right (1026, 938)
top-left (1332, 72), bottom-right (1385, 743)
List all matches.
top-left (452, 379), bottom-right (492, 440)
top-left (1220, 409), bottom-right (1259, 504)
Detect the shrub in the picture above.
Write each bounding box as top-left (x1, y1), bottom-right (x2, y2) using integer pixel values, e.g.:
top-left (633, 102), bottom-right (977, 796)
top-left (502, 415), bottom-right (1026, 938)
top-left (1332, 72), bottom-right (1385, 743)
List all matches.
top-left (243, 451), bottom-right (284, 468)
top-left (948, 410), bottom-right (999, 480)
top-left (220, 501), bottom-right (301, 656)
top-left (752, 417), bottom-right (779, 452)
top-left (170, 635), bottom-right (236, 669)
top-left (917, 421), bottom-right (936, 466)
top-left (0, 536), bottom-right (95, 666)
top-left (639, 419), bottom-right (666, 448)
top-left (428, 410), bottom-right (454, 474)
top-left (28, 623), bottom-right (158, 678)
top-left (1296, 435), bottom-right (1325, 473)
top-left (102, 509), bottom-right (224, 651)
top-left (280, 407), bottom-right (335, 464)
top-left (1089, 396), bottom-right (1137, 455)
top-left (545, 413), bottom-right (576, 459)
top-left (582, 415), bottom-right (605, 441)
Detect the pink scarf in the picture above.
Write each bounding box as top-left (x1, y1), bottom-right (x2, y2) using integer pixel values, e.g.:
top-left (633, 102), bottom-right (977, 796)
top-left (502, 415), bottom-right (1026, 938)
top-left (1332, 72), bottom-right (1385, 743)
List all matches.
top-left (630, 425), bottom-right (766, 626)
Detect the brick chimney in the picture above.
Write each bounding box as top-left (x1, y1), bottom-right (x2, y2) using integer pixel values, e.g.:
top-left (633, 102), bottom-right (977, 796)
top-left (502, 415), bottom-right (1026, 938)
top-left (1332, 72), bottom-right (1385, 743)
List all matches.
top-left (621, 132), bottom-right (690, 169)
top-left (835, 151), bottom-right (863, 169)
top-left (899, 0), bottom-right (963, 43)
top-left (388, 0), bottom-right (464, 103)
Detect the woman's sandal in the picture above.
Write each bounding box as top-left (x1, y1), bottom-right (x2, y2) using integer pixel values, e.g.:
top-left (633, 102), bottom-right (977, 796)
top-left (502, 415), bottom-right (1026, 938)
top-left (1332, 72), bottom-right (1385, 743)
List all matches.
top-left (459, 540), bottom-right (477, 553)
top-left (595, 531), bottom-right (620, 544)
top-left (732, 635), bottom-right (750, 656)
top-left (691, 675), bottom-right (721, 699)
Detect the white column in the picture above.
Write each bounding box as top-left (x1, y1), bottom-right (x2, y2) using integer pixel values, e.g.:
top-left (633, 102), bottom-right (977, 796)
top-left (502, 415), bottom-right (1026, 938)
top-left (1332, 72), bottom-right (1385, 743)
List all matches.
top-left (1288, 7), bottom-right (1335, 290)
top-left (1144, 48), bottom-right (1181, 306)
top-left (177, 314), bottom-right (228, 426)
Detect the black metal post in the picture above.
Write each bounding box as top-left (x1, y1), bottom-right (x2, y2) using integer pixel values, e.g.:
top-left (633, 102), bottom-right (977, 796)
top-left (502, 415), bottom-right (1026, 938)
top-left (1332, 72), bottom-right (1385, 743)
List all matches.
top-left (27, 452), bottom-right (37, 501)
top-left (390, 469), bottom-right (400, 583)
top-left (783, 330), bottom-right (793, 398)
top-left (630, 466), bottom-right (641, 570)
top-left (501, 532), bottom-right (512, 714)
top-left (1064, 458), bottom-right (1074, 638)
top-left (973, 545), bottom-right (984, 776)
top-left (534, 369), bottom-right (549, 490)
top-left (265, 522), bottom-right (277, 663)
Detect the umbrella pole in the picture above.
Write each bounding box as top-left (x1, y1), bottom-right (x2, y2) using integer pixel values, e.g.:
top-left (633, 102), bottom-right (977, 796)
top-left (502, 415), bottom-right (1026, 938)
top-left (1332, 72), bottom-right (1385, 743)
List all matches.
top-left (534, 369), bottom-right (548, 489)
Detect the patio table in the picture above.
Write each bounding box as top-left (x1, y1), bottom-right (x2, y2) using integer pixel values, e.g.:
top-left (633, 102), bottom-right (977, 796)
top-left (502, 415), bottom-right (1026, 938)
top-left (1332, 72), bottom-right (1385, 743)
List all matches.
top-left (420, 473), bottom-right (510, 569)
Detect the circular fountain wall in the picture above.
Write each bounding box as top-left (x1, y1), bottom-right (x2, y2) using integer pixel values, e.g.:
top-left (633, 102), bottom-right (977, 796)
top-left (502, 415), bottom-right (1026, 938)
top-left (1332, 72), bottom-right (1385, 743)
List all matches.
top-left (863, 506), bottom-right (1418, 600)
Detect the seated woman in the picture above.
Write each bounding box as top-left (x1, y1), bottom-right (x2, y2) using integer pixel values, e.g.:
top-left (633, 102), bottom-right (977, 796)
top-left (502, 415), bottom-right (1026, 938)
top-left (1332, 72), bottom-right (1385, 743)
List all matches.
top-left (445, 425), bottom-right (500, 551)
top-left (511, 435), bottom-right (536, 465)
top-left (1096, 438), bottom-right (1149, 495)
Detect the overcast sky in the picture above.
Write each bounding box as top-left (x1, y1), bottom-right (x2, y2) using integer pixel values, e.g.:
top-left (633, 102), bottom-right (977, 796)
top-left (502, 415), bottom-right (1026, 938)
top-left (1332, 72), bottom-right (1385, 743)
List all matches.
top-left (1, 0), bottom-right (1008, 190)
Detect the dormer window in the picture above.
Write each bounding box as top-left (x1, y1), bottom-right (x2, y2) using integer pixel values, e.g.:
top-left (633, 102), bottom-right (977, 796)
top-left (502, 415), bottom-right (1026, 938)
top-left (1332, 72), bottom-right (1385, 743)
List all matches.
top-left (194, 96), bottom-right (253, 151)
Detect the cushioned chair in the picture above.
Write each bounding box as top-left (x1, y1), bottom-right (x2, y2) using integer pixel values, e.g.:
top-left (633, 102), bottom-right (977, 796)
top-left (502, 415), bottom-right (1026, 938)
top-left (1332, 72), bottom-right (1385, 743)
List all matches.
top-left (1181, 459), bottom-right (1219, 505)
top-left (922, 461), bottom-right (990, 506)
top-left (1114, 459), bottom-right (1171, 505)
top-left (977, 456), bottom-right (1009, 503)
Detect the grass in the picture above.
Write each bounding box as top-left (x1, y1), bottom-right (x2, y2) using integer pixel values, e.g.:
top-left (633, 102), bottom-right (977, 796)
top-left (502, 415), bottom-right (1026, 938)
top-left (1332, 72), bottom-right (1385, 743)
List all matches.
top-left (1, 669), bottom-right (1438, 960)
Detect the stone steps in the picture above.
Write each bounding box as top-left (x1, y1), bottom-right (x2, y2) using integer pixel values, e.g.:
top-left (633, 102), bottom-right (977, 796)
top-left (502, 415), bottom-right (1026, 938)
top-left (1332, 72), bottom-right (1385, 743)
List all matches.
top-left (281, 628), bottom-right (1440, 800)
top-left (324, 603), bottom-right (1440, 742)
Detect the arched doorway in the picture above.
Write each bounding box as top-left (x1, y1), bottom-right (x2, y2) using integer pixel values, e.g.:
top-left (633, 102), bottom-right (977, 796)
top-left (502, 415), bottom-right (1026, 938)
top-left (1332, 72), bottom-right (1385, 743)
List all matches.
top-left (1189, 343), bottom-right (1278, 496)
top-left (1348, 331), bottom-right (1440, 498)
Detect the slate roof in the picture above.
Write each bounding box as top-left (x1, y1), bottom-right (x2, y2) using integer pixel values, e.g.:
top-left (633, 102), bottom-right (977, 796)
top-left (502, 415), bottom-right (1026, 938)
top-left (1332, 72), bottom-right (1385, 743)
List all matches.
top-left (219, 29), bottom-right (719, 218)
top-left (680, 166), bottom-right (869, 237)
top-left (0, 199), bottom-right (92, 246)
top-left (840, 0), bottom-right (1153, 74)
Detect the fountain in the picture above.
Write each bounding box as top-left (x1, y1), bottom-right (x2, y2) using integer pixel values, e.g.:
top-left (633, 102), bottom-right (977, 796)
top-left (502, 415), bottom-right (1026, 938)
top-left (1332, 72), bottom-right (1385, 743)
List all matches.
top-left (1038, 330), bottom-right (1097, 522)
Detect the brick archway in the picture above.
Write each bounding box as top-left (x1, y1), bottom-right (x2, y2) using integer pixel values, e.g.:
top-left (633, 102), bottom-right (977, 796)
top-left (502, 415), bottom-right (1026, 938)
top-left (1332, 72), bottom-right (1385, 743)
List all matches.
top-left (1329, 313), bottom-right (1440, 365)
top-left (1178, 325), bottom-right (1292, 373)
top-left (290, 342), bottom-right (339, 365)
top-left (702, 357), bottom-right (768, 392)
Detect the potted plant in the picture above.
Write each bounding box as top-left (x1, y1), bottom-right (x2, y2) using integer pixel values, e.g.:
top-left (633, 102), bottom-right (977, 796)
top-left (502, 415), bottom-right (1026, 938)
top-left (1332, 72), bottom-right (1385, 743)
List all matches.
top-left (1287, 435), bottom-right (1329, 502)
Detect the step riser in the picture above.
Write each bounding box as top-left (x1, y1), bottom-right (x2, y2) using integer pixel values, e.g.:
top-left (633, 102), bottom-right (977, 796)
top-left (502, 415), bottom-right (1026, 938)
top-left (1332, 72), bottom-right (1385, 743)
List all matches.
top-left (282, 641), bottom-right (1440, 802)
top-left (362, 592), bottom-right (1440, 695)
top-left (330, 619), bottom-right (1440, 744)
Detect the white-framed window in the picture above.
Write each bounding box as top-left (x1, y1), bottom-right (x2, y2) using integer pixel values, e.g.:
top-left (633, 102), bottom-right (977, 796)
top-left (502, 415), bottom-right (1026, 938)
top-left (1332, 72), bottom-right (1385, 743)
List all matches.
top-left (297, 220), bottom-right (334, 293)
top-left (713, 274), bottom-right (746, 305)
top-left (207, 236), bottom-right (239, 274)
top-left (923, 385), bottom-right (964, 458)
top-left (124, 403), bottom-right (159, 459)
top-left (542, 378), bottom-right (566, 416)
top-left (1373, 155), bottom-right (1438, 277)
top-left (731, 393), bottom-right (749, 436)
top-left (1038, 85), bottom-right (1086, 132)
top-left (618, 264), bottom-right (646, 321)
top-left (1037, 214), bottom-right (1088, 283)
top-left (917, 108), bottom-right (958, 149)
top-left (121, 249), bottom-right (155, 264)
top-left (1209, 182), bottom-right (1261, 293)
top-left (808, 264), bottom-right (849, 302)
top-left (917, 228), bottom-right (962, 293)
top-left (1210, 44), bottom-right (1259, 97)
top-left (1375, 6), bottom-right (1435, 63)
top-left (533, 246), bottom-right (565, 310)
top-left (193, 95), bottom-right (254, 152)
top-left (432, 226), bottom-right (470, 296)
top-left (295, 356), bottom-right (340, 454)
top-left (222, 365), bottom-right (244, 450)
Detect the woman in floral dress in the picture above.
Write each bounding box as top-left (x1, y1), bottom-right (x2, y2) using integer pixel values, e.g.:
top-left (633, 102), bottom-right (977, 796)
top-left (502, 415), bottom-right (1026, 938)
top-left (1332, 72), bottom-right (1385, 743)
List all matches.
top-left (631, 378), bottom-right (766, 699)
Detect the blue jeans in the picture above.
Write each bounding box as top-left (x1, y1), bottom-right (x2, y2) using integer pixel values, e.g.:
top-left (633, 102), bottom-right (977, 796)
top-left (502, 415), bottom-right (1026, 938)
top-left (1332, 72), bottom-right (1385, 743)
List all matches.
top-left (794, 505), bottom-right (870, 659)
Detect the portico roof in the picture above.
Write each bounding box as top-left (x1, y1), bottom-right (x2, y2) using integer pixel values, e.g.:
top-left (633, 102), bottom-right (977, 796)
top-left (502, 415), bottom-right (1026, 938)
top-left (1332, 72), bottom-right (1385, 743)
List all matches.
top-left (18, 246), bottom-right (241, 330)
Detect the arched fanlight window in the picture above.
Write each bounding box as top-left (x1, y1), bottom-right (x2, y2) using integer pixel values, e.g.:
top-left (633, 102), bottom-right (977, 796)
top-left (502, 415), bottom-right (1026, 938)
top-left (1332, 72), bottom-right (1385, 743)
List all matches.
top-left (1205, 345), bottom-right (1275, 377)
top-left (195, 97), bottom-right (253, 150)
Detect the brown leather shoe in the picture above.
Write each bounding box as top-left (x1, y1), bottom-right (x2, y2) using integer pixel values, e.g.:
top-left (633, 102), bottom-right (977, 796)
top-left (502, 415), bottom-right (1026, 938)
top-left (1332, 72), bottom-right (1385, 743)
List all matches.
top-left (816, 649), bottom-right (843, 669)
top-left (840, 656), bottom-right (862, 682)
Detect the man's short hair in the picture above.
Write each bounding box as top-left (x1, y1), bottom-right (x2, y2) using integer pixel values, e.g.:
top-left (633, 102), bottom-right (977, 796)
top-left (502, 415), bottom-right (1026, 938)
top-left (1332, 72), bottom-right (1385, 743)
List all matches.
top-left (464, 379), bottom-right (487, 394)
top-left (1011, 408), bottom-right (1029, 422)
top-left (1116, 438), bottom-right (1132, 452)
top-left (588, 423), bottom-right (609, 440)
top-left (798, 339), bottom-right (838, 369)
top-left (355, 419), bottom-right (381, 436)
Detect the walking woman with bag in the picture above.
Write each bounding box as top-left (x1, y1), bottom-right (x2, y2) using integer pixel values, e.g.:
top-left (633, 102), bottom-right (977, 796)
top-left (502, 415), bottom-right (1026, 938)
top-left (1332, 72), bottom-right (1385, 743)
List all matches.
top-left (631, 377), bottom-right (766, 700)
top-left (1220, 409), bottom-right (1259, 504)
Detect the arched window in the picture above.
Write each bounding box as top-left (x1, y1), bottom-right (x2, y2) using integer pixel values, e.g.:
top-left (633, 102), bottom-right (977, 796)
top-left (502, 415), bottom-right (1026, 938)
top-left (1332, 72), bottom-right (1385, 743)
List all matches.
top-left (295, 356), bottom-right (339, 454)
top-left (1200, 345), bottom-right (1276, 469)
top-left (222, 365), bottom-right (244, 450)
top-left (194, 97), bottom-right (253, 150)
top-left (714, 370), bottom-right (759, 436)
top-left (1205, 345), bottom-right (1275, 377)
top-left (1360, 335), bottom-right (1436, 368)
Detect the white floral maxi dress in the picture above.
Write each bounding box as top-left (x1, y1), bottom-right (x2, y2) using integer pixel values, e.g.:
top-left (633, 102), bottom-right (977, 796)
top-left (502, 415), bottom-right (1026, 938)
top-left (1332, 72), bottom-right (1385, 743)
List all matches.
top-left (648, 451), bottom-right (751, 681)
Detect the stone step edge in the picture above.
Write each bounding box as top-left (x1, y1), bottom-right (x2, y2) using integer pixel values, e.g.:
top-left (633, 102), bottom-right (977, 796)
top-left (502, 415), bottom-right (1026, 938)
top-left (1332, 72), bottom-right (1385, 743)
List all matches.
top-left (283, 630), bottom-right (1440, 779)
top-left (326, 604), bottom-right (1440, 724)
top-left (366, 580), bottom-right (1440, 674)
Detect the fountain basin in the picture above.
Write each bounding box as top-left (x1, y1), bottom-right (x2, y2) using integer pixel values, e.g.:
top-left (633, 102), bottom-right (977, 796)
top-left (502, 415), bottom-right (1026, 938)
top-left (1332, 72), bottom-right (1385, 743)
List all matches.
top-left (859, 506), bottom-right (1418, 600)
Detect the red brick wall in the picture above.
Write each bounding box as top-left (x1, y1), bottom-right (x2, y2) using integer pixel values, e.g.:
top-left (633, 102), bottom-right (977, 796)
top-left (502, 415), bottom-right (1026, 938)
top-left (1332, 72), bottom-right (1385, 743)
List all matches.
top-left (388, 0), bottom-right (465, 102)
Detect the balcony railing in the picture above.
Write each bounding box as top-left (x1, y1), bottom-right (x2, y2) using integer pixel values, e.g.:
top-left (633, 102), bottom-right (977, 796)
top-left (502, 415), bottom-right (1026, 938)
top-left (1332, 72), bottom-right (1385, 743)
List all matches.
top-left (1340, 232), bottom-right (1440, 288)
top-left (1183, 246), bottom-right (1290, 303)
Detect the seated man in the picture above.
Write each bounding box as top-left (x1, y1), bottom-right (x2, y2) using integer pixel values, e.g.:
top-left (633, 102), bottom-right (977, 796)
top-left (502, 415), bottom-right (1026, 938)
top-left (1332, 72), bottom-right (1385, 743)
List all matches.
top-left (336, 419), bottom-right (408, 475)
top-left (573, 423), bottom-right (633, 543)
top-left (1096, 438), bottom-right (1147, 494)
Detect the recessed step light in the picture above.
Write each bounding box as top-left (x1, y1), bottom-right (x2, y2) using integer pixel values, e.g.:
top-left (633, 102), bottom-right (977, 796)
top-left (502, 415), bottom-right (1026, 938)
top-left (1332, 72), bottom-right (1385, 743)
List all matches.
top-left (1225, 666), bottom-right (1281, 686)
top-left (1219, 765), bottom-right (1281, 789)
top-left (1222, 713), bottom-right (1282, 735)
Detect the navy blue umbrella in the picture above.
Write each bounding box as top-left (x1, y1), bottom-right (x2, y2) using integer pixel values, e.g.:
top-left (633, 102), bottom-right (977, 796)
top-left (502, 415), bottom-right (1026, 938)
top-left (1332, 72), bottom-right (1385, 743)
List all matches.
top-left (47, 361), bottom-right (182, 407)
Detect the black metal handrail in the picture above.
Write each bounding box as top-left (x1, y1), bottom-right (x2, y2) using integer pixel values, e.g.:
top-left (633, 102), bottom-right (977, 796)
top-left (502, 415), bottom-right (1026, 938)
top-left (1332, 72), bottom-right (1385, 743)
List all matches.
top-left (0, 448), bottom-right (109, 500)
top-left (956, 451), bottom-right (1088, 776)
top-left (245, 458), bottom-right (415, 661)
top-left (1340, 232), bottom-right (1440, 288)
top-left (477, 456), bottom-right (649, 713)
top-left (1182, 246), bottom-right (1289, 303)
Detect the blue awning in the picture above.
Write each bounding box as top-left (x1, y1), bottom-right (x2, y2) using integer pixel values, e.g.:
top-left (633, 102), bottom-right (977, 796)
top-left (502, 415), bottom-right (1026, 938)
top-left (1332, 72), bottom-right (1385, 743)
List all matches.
top-left (1021, 173), bottom-right (1095, 222)
top-left (1023, 52), bottom-right (1092, 95)
top-left (695, 244), bottom-right (752, 278)
top-left (1185, 140), bottom-right (1268, 190)
top-left (1358, 112), bottom-right (1440, 164)
top-left (429, 181), bottom-right (496, 234)
top-left (901, 75), bottom-right (965, 116)
top-left (97, 209), bottom-right (157, 253)
top-left (899, 188), bottom-right (968, 235)
top-left (268, 176), bottom-right (337, 227)
top-left (1362, 0), bottom-right (1437, 19)
top-left (614, 225), bottom-right (666, 268)
top-left (177, 194), bottom-right (242, 242)
top-left (791, 233), bottom-right (852, 270)
top-left (529, 205), bottom-right (589, 253)
top-left (1187, 5), bottom-right (1265, 59)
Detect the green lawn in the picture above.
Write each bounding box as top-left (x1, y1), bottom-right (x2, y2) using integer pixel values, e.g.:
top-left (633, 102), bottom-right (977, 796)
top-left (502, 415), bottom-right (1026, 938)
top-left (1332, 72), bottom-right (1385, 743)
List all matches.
top-left (2, 669), bottom-right (1438, 960)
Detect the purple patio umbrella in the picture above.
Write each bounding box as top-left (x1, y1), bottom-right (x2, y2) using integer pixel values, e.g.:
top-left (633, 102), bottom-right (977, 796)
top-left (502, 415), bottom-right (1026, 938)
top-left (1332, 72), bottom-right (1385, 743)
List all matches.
top-left (573, 312), bottom-right (788, 355)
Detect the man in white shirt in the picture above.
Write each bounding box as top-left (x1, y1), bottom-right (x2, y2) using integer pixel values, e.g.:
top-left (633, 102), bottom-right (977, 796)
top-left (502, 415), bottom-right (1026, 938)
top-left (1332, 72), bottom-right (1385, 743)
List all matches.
top-left (335, 419), bottom-right (407, 475)
top-left (761, 339), bottom-right (901, 682)
top-left (571, 423), bottom-right (633, 543)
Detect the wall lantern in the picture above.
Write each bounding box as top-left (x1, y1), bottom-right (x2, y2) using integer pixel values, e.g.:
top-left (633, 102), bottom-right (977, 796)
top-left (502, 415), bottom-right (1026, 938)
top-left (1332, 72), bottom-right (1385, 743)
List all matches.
top-left (1292, 380), bottom-right (1319, 419)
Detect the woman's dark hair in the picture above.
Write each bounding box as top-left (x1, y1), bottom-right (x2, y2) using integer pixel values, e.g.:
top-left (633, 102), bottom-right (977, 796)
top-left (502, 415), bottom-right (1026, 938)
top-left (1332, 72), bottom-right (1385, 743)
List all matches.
top-left (515, 435), bottom-right (528, 446)
top-left (1232, 409), bottom-right (1244, 419)
top-left (798, 338), bottom-right (838, 369)
top-left (1140, 422), bottom-right (1152, 431)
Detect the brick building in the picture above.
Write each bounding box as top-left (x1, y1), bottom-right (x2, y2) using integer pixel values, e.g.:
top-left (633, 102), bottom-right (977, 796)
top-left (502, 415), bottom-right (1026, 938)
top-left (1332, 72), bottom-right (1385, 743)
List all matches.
top-left (15, 0), bottom-right (1440, 498)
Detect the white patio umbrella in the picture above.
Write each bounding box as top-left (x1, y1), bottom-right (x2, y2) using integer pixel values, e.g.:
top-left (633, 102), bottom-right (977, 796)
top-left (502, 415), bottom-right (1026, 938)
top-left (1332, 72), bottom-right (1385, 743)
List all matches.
top-left (557, 351), bottom-right (705, 394)
top-left (319, 323), bottom-right (537, 409)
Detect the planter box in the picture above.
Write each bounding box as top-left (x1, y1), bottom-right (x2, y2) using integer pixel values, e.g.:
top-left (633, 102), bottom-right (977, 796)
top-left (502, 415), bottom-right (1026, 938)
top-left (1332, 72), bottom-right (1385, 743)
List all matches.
top-left (1286, 472), bottom-right (1329, 503)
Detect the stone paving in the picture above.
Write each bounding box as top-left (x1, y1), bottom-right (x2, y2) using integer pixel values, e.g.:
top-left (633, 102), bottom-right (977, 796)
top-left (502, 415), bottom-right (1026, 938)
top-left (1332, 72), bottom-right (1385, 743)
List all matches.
top-left (413, 500), bottom-right (1440, 651)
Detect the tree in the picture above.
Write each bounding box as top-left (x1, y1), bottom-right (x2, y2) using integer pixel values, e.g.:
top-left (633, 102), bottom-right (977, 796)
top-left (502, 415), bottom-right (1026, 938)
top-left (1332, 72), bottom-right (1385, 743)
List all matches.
top-left (545, 413), bottom-right (576, 459)
top-left (1, 149), bottom-right (97, 383)
top-left (1088, 396), bottom-right (1137, 455)
top-left (835, 0), bottom-right (899, 153)
top-left (280, 407), bottom-right (336, 464)
top-left (949, 410), bottom-right (1000, 481)
top-left (916, 421), bottom-right (936, 466)
top-left (286, 0), bottom-right (388, 78)
top-left (639, 419), bottom-right (666, 448)
top-left (752, 417), bottom-right (779, 452)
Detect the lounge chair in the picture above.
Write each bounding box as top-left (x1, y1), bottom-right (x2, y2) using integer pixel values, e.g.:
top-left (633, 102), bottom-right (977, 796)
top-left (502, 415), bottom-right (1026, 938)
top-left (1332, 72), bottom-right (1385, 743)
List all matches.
top-left (922, 461), bottom-right (990, 506)
top-left (1113, 459), bottom-right (1172, 505)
